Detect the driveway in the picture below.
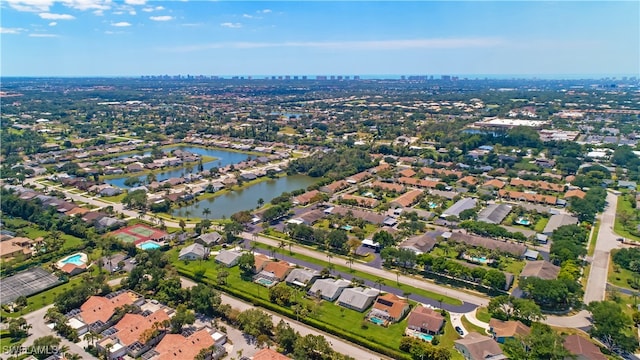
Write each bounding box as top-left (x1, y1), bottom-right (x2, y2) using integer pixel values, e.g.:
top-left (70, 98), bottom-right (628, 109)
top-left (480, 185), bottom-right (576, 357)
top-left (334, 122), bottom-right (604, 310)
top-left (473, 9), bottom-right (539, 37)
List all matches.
top-left (9, 305), bottom-right (97, 360)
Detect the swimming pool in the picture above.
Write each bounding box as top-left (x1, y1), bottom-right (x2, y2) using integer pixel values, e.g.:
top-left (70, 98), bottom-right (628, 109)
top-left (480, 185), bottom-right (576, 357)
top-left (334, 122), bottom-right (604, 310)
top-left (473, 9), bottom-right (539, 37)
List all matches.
top-left (256, 278), bottom-right (276, 286)
top-left (471, 256), bottom-right (488, 263)
top-left (429, 202), bottom-right (438, 209)
top-left (138, 241), bottom-right (161, 250)
top-left (416, 333), bottom-right (433, 342)
top-left (369, 316), bottom-right (385, 325)
top-left (342, 225), bottom-right (353, 231)
top-left (61, 254), bottom-right (84, 266)
top-left (516, 217), bottom-right (531, 225)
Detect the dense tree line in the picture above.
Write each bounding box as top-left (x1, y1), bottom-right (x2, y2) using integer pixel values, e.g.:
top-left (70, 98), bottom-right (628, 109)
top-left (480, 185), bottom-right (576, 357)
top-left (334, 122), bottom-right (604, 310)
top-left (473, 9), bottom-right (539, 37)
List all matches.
top-left (288, 148), bottom-right (374, 179)
top-left (459, 220), bottom-right (528, 242)
top-left (612, 248), bottom-right (640, 273)
top-left (549, 224), bottom-right (588, 264)
top-left (568, 186), bottom-right (606, 223)
top-left (418, 255), bottom-right (507, 290)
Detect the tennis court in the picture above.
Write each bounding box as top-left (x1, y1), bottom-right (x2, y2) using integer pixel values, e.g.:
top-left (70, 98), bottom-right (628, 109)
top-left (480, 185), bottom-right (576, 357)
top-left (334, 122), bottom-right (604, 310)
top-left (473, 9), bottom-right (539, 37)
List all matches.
top-left (0, 267), bottom-right (62, 305)
top-left (128, 225), bottom-right (155, 237)
top-left (114, 232), bottom-right (140, 243)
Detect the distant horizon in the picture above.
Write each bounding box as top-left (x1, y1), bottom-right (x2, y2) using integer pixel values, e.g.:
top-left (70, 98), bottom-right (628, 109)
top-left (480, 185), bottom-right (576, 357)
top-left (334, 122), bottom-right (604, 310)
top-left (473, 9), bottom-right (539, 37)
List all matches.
top-left (2, 73), bottom-right (639, 81)
top-left (2, 1), bottom-right (638, 77)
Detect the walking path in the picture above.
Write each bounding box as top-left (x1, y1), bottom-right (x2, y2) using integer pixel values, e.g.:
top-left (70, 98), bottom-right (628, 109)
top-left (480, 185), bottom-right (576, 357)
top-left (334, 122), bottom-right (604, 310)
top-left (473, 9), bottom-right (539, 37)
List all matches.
top-left (463, 308), bottom-right (490, 331)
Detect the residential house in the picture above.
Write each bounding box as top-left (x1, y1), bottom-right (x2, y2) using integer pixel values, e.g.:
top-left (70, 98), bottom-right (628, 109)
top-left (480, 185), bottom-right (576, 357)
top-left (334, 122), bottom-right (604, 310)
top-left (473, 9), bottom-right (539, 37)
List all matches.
top-left (292, 190), bottom-right (321, 206)
top-left (285, 268), bottom-right (320, 288)
top-left (153, 327), bottom-right (225, 360)
top-left (520, 260), bottom-right (560, 280)
top-left (563, 334), bottom-right (607, 360)
top-left (542, 214), bottom-right (579, 236)
top-left (399, 232), bottom-right (441, 254)
top-left (0, 237), bottom-right (33, 260)
top-left (341, 194), bottom-right (379, 208)
top-left (370, 293), bottom-right (410, 323)
top-left (60, 263), bottom-right (87, 276)
top-left (371, 181), bottom-right (404, 193)
top-left (442, 198), bottom-right (477, 219)
top-left (564, 189), bottom-right (586, 200)
top-left (481, 179), bottom-right (506, 190)
top-left (178, 243), bottom-right (207, 261)
top-left (398, 177), bottom-right (444, 189)
top-left (448, 232), bottom-right (527, 258)
top-left (457, 176), bottom-right (479, 186)
top-left (398, 168), bottom-right (417, 178)
top-left (346, 171), bottom-right (371, 184)
top-left (307, 278), bottom-right (351, 301)
top-left (389, 189), bottom-right (424, 208)
top-left (259, 260), bottom-right (294, 281)
top-left (477, 204), bottom-right (512, 225)
top-left (454, 332), bottom-right (506, 360)
top-left (488, 319), bottom-right (531, 344)
top-left (197, 232), bottom-right (223, 246)
top-left (337, 287), bottom-right (380, 312)
top-left (252, 348), bottom-right (291, 360)
top-left (75, 291), bottom-right (144, 335)
top-left (319, 180), bottom-right (349, 195)
top-left (253, 254), bottom-right (272, 273)
top-left (97, 309), bottom-right (170, 359)
top-left (406, 306), bottom-right (445, 335)
top-left (498, 190), bottom-right (558, 206)
top-left (215, 250), bottom-right (242, 267)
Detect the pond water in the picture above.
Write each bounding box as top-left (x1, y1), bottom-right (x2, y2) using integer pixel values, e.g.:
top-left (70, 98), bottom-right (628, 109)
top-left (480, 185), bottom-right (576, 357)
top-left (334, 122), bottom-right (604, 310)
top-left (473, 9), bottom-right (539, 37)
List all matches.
top-left (169, 174), bottom-right (317, 220)
top-left (106, 146), bottom-right (252, 188)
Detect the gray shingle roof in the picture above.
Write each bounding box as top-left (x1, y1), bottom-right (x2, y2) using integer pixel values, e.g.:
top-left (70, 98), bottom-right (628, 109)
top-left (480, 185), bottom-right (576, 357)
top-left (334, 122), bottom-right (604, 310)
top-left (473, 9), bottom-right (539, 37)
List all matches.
top-left (477, 204), bottom-right (512, 225)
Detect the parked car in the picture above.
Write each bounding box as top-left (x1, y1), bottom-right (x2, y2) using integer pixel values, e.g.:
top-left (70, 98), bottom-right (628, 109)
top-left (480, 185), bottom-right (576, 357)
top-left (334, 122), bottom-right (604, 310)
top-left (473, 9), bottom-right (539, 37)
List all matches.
top-left (455, 326), bottom-right (464, 336)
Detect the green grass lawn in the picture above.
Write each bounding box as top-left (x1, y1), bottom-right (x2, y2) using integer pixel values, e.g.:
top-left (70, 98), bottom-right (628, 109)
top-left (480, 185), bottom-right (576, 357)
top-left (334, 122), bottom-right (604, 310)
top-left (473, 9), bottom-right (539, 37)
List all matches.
top-left (0, 330), bottom-right (26, 351)
top-left (100, 193), bottom-right (126, 203)
top-left (533, 217), bottom-right (550, 233)
top-left (475, 307), bottom-right (491, 323)
top-left (461, 315), bottom-right (487, 335)
top-left (614, 195), bottom-right (640, 242)
top-left (588, 221), bottom-right (600, 257)
top-left (250, 241), bottom-right (462, 305)
top-left (608, 257), bottom-right (640, 290)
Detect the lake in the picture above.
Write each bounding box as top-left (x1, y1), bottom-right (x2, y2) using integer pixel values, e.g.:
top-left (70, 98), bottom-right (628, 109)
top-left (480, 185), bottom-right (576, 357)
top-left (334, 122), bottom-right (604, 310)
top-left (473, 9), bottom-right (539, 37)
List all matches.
top-left (106, 146), bottom-right (252, 188)
top-left (169, 174), bottom-right (317, 219)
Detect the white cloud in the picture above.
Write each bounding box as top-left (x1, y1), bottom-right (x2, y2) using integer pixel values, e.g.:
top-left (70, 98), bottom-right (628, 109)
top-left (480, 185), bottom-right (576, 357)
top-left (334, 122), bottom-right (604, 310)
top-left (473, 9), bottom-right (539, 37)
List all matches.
top-left (5, 0), bottom-right (55, 12)
top-left (124, 0), bottom-right (145, 5)
top-left (258, 9), bottom-right (271, 14)
top-left (150, 15), bottom-right (173, 21)
top-left (142, 5), bottom-right (163, 12)
top-left (0, 27), bottom-right (26, 34)
top-left (112, 21), bottom-right (131, 27)
top-left (129, 9), bottom-right (136, 15)
top-left (49, 21), bottom-right (57, 26)
top-left (220, 22), bottom-right (242, 29)
top-left (93, 9), bottom-right (104, 15)
top-left (166, 37), bottom-right (505, 52)
top-left (7, 0), bottom-right (111, 13)
top-left (29, 33), bottom-right (58, 37)
top-left (242, 14), bottom-right (253, 18)
top-left (39, 12), bottom-right (75, 19)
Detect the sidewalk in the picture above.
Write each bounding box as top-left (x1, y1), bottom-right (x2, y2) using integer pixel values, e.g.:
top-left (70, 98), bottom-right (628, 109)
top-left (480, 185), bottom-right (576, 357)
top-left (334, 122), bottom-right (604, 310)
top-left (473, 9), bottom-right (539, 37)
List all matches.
top-left (464, 308), bottom-right (490, 331)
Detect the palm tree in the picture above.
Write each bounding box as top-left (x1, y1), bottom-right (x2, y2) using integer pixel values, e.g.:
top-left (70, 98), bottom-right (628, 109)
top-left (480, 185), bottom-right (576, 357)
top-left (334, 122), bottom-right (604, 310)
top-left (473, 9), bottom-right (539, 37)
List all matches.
top-left (279, 240), bottom-right (286, 254)
top-left (375, 278), bottom-right (384, 292)
top-left (346, 255), bottom-right (354, 271)
top-left (326, 253), bottom-right (333, 265)
top-left (202, 207), bottom-right (211, 219)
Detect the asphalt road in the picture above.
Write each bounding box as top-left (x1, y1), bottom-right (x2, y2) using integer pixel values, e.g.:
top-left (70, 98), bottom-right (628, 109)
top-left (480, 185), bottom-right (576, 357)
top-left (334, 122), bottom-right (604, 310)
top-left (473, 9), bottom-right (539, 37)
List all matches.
top-left (13, 305), bottom-right (96, 360)
top-left (242, 231), bottom-right (488, 309)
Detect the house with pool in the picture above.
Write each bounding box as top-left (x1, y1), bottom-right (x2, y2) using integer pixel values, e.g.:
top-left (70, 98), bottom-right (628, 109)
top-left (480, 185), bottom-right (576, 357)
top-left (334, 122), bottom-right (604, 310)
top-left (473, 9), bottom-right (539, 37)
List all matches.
top-left (56, 252), bottom-right (89, 276)
top-left (406, 306), bottom-right (445, 340)
top-left (367, 293), bottom-right (410, 326)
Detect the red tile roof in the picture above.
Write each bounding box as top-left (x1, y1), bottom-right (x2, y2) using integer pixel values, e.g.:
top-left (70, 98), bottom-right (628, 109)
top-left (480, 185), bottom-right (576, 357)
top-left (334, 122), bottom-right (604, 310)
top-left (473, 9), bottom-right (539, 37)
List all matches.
top-left (113, 310), bottom-right (170, 346)
top-left (253, 348), bottom-right (292, 360)
top-left (373, 293), bottom-right (409, 321)
top-left (155, 328), bottom-right (215, 360)
top-left (80, 292), bottom-right (140, 325)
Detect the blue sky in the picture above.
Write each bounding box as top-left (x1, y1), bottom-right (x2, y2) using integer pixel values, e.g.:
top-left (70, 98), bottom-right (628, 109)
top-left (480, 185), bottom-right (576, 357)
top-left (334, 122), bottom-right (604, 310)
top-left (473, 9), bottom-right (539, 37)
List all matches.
top-left (1, 1), bottom-right (638, 77)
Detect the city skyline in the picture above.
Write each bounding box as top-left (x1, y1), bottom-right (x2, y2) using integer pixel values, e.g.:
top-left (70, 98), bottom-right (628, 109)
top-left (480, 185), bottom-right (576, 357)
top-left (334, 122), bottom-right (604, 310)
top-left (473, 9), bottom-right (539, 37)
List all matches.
top-left (1, 1), bottom-right (639, 77)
